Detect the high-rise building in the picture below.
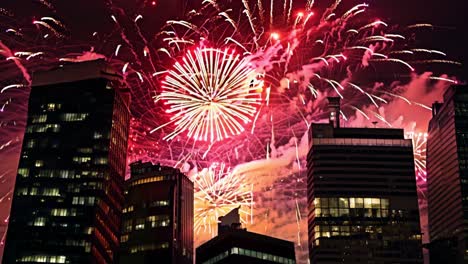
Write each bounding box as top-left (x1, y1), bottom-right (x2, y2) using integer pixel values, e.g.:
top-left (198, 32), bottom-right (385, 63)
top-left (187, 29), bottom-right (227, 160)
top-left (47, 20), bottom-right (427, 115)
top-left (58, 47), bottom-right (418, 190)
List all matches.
top-left (307, 98), bottom-right (422, 263)
top-left (119, 161), bottom-right (194, 264)
top-left (196, 208), bottom-right (296, 264)
top-left (3, 60), bottom-right (131, 264)
top-left (426, 85), bottom-right (468, 263)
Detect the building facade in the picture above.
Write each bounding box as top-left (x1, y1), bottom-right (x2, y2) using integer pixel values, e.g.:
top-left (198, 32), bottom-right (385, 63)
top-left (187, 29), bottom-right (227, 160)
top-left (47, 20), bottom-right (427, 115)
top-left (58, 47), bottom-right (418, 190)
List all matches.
top-left (119, 161), bottom-right (194, 264)
top-left (196, 209), bottom-right (296, 264)
top-left (307, 98), bottom-right (422, 263)
top-left (427, 86), bottom-right (468, 263)
top-left (3, 60), bottom-right (131, 264)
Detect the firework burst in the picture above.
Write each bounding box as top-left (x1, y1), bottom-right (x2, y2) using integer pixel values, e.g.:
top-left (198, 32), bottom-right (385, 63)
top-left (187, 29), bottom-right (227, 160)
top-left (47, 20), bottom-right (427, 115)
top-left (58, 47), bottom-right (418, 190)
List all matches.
top-left (192, 162), bottom-right (254, 234)
top-left (155, 47), bottom-right (263, 142)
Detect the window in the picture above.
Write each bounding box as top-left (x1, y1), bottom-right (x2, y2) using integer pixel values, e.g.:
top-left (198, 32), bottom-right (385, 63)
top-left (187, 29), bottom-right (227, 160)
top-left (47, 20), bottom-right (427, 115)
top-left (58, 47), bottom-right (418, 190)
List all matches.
top-left (61, 113), bottom-right (89, 122)
top-left (51, 209), bottom-right (71, 217)
top-left (18, 255), bottom-right (66, 263)
top-left (123, 206), bottom-right (134, 213)
top-left (149, 200), bottom-right (169, 207)
top-left (35, 160), bottom-right (44, 168)
top-left (72, 196), bottom-right (95, 206)
top-left (123, 220), bottom-right (132, 232)
top-left (18, 168), bottom-right (29, 177)
top-left (135, 218), bottom-right (145, 230)
top-left (43, 188), bottom-right (60, 196)
top-left (33, 217), bottom-right (46, 226)
top-left (31, 114), bottom-right (47, 123)
top-left (94, 157), bottom-right (108, 165)
top-left (73, 157), bottom-right (92, 164)
top-left (121, 235), bottom-right (129, 243)
top-left (147, 215), bottom-right (170, 228)
top-left (130, 176), bottom-right (166, 187)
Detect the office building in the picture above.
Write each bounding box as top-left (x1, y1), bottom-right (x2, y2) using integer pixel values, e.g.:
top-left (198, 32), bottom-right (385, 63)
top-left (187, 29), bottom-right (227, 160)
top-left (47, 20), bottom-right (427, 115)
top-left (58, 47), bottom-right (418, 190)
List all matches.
top-left (307, 97), bottom-right (422, 263)
top-left (196, 208), bottom-right (296, 264)
top-left (3, 60), bottom-right (131, 263)
top-left (119, 161), bottom-right (194, 264)
top-left (426, 86), bottom-right (468, 263)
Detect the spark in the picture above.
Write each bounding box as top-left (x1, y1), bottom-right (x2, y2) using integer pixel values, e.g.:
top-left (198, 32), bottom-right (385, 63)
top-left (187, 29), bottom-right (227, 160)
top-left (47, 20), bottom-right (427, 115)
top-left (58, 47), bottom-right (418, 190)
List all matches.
top-left (155, 47), bottom-right (262, 142)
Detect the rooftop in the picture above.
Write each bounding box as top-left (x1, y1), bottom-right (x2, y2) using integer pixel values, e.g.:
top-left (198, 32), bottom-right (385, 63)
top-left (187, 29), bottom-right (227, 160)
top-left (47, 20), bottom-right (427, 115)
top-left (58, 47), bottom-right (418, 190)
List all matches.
top-left (32, 59), bottom-right (122, 87)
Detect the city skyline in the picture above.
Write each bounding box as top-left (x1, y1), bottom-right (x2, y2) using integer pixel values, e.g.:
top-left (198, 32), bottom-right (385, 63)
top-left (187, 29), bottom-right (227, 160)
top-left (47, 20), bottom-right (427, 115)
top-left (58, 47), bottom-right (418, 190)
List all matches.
top-left (0, 0), bottom-right (466, 263)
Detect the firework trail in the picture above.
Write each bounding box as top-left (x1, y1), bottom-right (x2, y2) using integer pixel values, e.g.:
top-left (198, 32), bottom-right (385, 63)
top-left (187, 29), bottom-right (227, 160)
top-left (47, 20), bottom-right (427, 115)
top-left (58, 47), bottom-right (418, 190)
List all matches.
top-left (191, 163), bottom-right (254, 235)
top-left (0, 0), bottom-right (461, 262)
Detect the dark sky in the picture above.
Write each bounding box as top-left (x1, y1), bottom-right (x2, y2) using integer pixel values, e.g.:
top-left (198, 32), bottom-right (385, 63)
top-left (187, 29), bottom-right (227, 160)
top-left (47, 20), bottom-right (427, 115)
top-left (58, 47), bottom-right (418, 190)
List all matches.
top-left (2, 0), bottom-right (466, 73)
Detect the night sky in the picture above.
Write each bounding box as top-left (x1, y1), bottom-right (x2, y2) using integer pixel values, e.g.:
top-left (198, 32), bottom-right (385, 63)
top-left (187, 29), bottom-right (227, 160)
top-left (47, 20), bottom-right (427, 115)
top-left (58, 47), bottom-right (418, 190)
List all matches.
top-left (0, 0), bottom-right (467, 262)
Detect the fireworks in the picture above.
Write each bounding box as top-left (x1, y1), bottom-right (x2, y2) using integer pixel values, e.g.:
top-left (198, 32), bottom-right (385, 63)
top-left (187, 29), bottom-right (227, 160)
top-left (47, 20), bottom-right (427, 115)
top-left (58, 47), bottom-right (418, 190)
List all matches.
top-left (192, 163), bottom-right (254, 234)
top-left (0, 0), bottom-right (461, 262)
top-left (155, 47), bottom-right (263, 142)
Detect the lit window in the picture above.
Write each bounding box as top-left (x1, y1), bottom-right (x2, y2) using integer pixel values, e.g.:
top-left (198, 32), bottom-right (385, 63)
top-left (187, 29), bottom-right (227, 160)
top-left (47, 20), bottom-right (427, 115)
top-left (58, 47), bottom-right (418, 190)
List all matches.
top-left (121, 235), bottom-right (129, 243)
top-left (94, 157), bottom-right (108, 165)
top-left (43, 188), bottom-right (60, 197)
top-left (77, 148), bottom-right (93, 154)
top-left (35, 160), bottom-right (44, 167)
top-left (33, 217), bottom-right (46, 226)
top-left (73, 157), bottom-right (92, 164)
top-left (135, 218), bottom-right (145, 230)
top-left (123, 206), bottom-right (134, 213)
top-left (30, 188), bottom-right (38, 196)
top-left (31, 114), bottom-right (47, 123)
top-left (51, 209), bottom-right (69, 217)
top-left (61, 113), bottom-right (89, 122)
top-left (72, 196), bottom-right (96, 206)
top-left (16, 188), bottom-right (28, 196)
top-left (123, 220), bottom-right (132, 232)
top-left (26, 139), bottom-right (37, 148)
top-left (18, 168), bottom-right (29, 177)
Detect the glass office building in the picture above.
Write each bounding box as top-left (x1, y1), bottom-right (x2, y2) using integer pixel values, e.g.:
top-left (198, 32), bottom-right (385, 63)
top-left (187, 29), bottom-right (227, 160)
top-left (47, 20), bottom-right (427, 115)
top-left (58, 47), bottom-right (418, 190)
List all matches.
top-left (3, 60), bottom-right (131, 264)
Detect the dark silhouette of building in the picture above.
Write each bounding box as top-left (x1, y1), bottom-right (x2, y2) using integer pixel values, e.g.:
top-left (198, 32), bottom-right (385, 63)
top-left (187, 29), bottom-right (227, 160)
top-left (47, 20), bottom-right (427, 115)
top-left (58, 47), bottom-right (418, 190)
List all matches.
top-left (3, 60), bottom-right (131, 263)
top-left (426, 86), bottom-right (468, 263)
top-left (196, 209), bottom-right (296, 264)
top-left (119, 161), bottom-right (194, 264)
top-left (307, 97), bottom-right (422, 263)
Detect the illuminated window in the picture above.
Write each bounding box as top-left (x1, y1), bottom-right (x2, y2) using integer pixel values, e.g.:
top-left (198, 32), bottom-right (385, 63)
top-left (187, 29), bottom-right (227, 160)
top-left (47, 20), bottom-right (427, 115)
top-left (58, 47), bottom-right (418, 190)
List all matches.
top-left (123, 206), bottom-right (134, 213)
top-left (26, 124), bottom-right (60, 133)
top-left (73, 157), bottom-right (92, 164)
top-left (130, 176), bottom-right (165, 187)
top-left (26, 139), bottom-right (37, 148)
top-left (130, 242), bottom-right (169, 254)
top-left (149, 200), bottom-right (169, 207)
top-left (18, 255), bottom-right (66, 263)
top-left (72, 196), bottom-right (95, 206)
top-left (43, 188), bottom-right (60, 196)
top-left (33, 217), bottom-right (46, 227)
top-left (84, 227), bottom-right (94, 235)
top-left (135, 218), bottom-right (145, 230)
top-left (31, 114), bottom-right (47, 123)
top-left (121, 235), bottom-right (129, 243)
top-left (147, 215), bottom-right (170, 228)
top-left (30, 188), bottom-right (38, 196)
top-left (18, 168), bottom-right (29, 177)
top-left (61, 113), bottom-right (89, 122)
top-left (16, 188), bottom-right (28, 196)
top-left (54, 209), bottom-right (76, 217)
top-left (35, 160), bottom-right (44, 167)
top-left (123, 220), bottom-right (132, 232)
top-left (94, 157), bottom-right (108, 165)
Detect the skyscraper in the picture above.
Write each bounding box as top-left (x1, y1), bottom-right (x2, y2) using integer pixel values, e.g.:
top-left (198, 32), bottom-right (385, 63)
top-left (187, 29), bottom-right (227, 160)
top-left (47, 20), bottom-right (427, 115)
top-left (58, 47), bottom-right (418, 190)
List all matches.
top-left (3, 60), bottom-right (130, 264)
top-left (119, 161), bottom-right (194, 264)
top-left (426, 85), bottom-right (468, 263)
top-left (196, 208), bottom-right (296, 264)
top-left (307, 98), bottom-right (422, 263)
